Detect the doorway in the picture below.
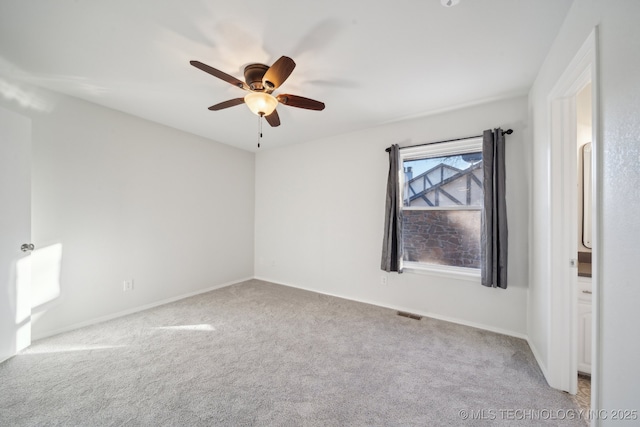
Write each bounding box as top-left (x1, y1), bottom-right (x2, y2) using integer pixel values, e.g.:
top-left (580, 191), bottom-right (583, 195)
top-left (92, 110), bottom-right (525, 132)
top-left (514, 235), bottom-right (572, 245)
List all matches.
top-left (548, 29), bottom-right (599, 410)
top-left (575, 82), bottom-right (593, 413)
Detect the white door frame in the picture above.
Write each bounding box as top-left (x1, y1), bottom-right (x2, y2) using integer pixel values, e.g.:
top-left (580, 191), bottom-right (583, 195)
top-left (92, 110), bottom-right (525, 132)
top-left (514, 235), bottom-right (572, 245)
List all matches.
top-left (547, 28), bottom-right (600, 409)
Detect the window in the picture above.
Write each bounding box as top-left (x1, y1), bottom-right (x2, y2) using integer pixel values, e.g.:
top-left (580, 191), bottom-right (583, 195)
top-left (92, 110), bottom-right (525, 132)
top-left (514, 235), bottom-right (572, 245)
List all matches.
top-left (400, 137), bottom-right (483, 273)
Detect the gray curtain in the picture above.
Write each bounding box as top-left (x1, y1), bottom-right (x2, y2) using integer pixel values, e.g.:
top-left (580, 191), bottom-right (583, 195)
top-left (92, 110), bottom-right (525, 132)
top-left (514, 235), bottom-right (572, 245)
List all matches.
top-left (381, 144), bottom-right (403, 273)
top-left (481, 129), bottom-right (508, 288)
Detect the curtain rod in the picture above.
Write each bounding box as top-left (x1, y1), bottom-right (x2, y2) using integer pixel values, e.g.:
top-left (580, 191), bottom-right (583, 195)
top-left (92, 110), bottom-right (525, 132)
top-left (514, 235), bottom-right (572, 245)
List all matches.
top-left (384, 129), bottom-right (513, 153)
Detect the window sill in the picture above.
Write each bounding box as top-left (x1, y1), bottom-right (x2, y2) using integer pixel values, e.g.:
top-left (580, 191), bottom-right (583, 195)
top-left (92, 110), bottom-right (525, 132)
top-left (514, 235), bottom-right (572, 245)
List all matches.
top-left (403, 261), bottom-right (481, 283)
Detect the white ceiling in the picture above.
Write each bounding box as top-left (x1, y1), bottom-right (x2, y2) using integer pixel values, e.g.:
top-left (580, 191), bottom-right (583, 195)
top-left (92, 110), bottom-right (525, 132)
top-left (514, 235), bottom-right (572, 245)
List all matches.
top-left (0, 0), bottom-right (573, 151)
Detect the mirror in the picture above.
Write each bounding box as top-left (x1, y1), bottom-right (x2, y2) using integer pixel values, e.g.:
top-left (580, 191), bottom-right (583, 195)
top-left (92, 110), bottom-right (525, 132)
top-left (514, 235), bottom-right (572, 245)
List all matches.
top-left (582, 142), bottom-right (592, 249)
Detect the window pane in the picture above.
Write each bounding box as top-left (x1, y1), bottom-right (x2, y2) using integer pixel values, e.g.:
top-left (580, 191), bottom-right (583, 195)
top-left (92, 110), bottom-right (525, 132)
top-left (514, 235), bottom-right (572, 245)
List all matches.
top-left (402, 210), bottom-right (481, 268)
top-left (403, 153), bottom-right (482, 207)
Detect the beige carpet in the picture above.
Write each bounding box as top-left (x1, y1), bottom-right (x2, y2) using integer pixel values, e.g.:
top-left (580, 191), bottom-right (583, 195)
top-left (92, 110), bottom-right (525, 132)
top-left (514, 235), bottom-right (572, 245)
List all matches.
top-left (0, 279), bottom-right (586, 426)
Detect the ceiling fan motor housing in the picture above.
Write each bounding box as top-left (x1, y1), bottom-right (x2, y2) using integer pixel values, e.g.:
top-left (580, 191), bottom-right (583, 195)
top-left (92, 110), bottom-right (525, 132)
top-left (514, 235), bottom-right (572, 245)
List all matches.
top-left (244, 63), bottom-right (270, 91)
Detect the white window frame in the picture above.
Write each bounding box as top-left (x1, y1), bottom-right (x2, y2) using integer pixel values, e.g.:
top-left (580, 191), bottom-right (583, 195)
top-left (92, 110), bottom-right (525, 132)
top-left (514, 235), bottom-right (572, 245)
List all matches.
top-left (400, 137), bottom-right (483, 280)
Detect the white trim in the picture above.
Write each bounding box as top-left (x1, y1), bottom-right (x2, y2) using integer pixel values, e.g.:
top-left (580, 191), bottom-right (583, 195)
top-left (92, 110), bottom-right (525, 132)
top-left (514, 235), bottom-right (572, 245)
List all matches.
top-left (33, 273), bottom-right (527, 358)
top-left (545, 28), bottom-right (599, 402)
top-left (254, 276), bottom-right (526, 340)
top-left (527, 337), bottom-right (550, 382)
top-left (403, 206), bottom-right (481, 212)
top-left (589, 26), bottom-right (602, 423)
top-left (400, 136), bottom-right (482, 160)
top-left (403, 261), bottom-right (480, 283)
top-left (32, 276), bottom-right (253, 341)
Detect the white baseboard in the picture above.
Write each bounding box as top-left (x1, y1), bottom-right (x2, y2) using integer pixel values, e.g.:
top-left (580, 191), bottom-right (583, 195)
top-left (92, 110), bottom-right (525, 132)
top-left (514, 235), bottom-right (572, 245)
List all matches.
top-left (34, 275), bottom-right (530, 345)
top-left (253, 276), bottom-right (528, 340)
top-left (33, 276), bottom-right (253, 341)
top-left (527, 337), bottom-right (550, 384)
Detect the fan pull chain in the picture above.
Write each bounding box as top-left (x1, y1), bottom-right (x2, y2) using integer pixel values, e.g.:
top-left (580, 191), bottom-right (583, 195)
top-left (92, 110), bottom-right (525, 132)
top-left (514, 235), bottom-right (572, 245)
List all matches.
top-left (257, 114), bottom-right (263, 148)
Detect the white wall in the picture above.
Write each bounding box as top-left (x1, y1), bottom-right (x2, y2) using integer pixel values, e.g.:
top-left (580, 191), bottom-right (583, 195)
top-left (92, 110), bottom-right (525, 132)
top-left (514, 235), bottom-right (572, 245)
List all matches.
top-left (0, 76), bottom-right (255, 339)
top-left (528, 0), bottom-right (640, 419)
top-left (255, 96), bottom-right (529, 337)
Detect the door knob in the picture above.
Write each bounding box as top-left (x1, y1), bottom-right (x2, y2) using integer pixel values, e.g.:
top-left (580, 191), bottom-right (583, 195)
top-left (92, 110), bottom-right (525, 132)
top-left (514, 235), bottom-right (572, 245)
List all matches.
top-left (20, 243), bottom-right (35, 252)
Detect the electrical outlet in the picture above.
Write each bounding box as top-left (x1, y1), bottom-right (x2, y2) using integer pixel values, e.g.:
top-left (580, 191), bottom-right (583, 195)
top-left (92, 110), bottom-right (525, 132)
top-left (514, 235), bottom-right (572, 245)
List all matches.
top-left (123, 279), bottom-right (134, 292)
top-left (380, 275), bottom-right (388, 286)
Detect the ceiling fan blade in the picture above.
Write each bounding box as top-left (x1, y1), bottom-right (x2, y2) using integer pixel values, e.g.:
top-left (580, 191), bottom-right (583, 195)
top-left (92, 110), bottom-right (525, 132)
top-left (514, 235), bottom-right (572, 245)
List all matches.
top-left (265, 109), bottom-right (281, 127)
top-left (208, 98), bottom-right (245, 111)
top-left (262, 56), bottom-right (296, 91)
top-left (277, 94), bottom-right (325, 111)
top-left (190, 60), bottom-right (249, 90)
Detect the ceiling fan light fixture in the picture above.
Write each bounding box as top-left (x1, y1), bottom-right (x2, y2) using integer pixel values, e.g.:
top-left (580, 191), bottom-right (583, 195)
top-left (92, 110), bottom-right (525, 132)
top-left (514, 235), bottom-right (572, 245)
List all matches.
top-left (244, 92), bottom-right (278, 116)
top-left (190, 55), bottom-right (323, 127)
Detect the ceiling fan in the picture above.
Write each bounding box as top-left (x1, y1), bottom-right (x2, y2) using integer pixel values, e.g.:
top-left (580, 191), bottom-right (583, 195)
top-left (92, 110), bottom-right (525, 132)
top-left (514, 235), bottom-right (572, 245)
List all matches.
top-left (190, 56), bottom-right (325, 127)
